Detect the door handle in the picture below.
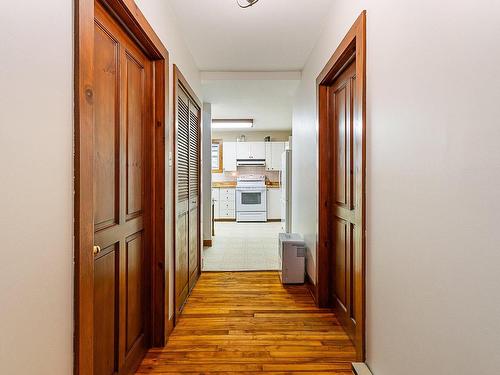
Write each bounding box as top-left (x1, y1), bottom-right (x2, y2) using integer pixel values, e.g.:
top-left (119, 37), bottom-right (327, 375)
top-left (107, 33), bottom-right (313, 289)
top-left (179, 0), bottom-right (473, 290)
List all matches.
top-left (93, 245), bottom-right (101, 255)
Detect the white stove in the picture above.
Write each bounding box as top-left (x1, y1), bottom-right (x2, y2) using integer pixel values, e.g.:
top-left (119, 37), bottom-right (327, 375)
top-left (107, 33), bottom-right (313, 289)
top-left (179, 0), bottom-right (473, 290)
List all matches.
top-left (236, 175), bottom-right (267, 222)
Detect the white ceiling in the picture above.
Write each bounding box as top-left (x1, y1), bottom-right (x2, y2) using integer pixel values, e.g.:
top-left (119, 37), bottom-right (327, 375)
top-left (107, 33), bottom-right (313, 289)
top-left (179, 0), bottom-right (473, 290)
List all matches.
top-left (202, 78), bottom-right (299, 131)
top-left (169, 0), bottom-right (333, 71)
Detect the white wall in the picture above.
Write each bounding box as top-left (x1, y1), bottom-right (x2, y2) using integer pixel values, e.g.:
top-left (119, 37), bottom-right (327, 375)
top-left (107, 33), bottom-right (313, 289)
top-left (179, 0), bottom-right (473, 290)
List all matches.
top-left (292, 0), bottom-right (500, 374)
top-left (202, 103), bottom-right (212, 243)
top-left (0, 1), bottom-right (200, 373)
top-left (0, 1), bottom-right (73, 373)
top-left (134, 0), bottom-right (201, 320)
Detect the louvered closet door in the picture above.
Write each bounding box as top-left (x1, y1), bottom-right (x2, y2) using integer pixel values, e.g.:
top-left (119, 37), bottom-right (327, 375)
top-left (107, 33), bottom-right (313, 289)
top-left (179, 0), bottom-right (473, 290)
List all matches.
top-left (175, 87), bottom-right (190, 315)
top-left (188, 101), bottom-right (200, 291)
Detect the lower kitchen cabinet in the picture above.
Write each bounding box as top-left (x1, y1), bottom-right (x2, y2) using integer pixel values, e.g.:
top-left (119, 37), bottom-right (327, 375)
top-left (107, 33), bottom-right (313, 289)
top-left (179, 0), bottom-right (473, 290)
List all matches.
top-left (212, 188), bottom-right (220, 218)
top-left (212, 187), bottom-right (235, 220)
top-left (213, 186), bottom-right (281, 221)
top-left (267, 188), bottom-right (281, 220)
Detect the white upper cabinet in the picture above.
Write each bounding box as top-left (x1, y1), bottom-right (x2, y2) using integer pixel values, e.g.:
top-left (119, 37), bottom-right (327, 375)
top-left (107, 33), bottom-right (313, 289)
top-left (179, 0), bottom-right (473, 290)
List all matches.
top-left (236, 142), bottom-right (250, 159)
top-left (223, 142), bottom-right (237, 171)
top-left (265, 142), bottom-right (285, 171)
top-left (236, 142), bottom-right (265, 159)
top-left (249, 142), bottom-right (266, 159)
top-left (222, 141), bottom-right (286, 171)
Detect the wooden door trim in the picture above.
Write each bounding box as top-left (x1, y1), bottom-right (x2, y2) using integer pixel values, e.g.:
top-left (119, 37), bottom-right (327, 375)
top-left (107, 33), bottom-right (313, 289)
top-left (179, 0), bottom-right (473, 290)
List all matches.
top-left (172, 64), bottom-right (202, 323)
top-left (74, 1), bottom-right (169, 373)
top-left (316, 11), bottom-right (366, 360)
top-left (173, 65), bottom-right (203, 109)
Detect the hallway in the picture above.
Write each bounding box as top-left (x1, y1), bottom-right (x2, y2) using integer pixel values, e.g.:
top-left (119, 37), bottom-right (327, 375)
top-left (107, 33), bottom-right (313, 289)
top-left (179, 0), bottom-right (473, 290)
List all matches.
top-left (136, 272), bottom-right (356, 374)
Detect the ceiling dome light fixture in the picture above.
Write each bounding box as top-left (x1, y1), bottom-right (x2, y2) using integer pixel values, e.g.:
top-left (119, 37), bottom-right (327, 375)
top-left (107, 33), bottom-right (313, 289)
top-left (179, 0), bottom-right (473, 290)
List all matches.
top-left (236, 0), bottom-right (260, 9)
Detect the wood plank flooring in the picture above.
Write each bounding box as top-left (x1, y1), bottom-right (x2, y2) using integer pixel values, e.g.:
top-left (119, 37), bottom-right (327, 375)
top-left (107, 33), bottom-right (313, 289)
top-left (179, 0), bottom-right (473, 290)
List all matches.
top-left (136, 272), bottom-right (356, 374)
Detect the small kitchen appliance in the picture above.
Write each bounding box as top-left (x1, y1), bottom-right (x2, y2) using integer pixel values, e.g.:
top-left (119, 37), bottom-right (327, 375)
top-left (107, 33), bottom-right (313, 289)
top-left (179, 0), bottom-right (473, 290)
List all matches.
top-left (278, 233), bottom-right (305, 284)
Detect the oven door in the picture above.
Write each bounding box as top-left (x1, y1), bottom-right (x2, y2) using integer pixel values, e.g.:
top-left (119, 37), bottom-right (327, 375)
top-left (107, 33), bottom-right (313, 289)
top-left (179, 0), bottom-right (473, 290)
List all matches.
top-left (236, 189), bottom-right (266, 212)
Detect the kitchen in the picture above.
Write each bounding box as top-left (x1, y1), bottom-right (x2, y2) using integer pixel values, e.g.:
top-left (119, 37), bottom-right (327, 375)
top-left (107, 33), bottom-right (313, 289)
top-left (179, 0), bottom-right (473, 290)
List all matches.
top-left (201, 76), bottom-right (298, 271)
top-left (205, 128), bottom-right (292, 271)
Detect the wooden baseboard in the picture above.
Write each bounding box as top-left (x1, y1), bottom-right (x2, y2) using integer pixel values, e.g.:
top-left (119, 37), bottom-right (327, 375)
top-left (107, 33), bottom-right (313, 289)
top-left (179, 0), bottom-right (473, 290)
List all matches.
top-left (203, 239), bottom-right (212, 247)
top-left (352, 363), bottom-right (373, 375)
top-left (214, 218), bottom-right (236, 222)
top-left (267, 219), bottom-right (281, 222)
top-left (305, 272), bottom-right (317, 305)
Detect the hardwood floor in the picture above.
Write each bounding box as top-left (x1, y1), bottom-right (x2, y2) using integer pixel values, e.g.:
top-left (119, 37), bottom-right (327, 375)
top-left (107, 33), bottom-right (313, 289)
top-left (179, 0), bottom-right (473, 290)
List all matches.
top-left (136, 272), bottom-right (356, 374)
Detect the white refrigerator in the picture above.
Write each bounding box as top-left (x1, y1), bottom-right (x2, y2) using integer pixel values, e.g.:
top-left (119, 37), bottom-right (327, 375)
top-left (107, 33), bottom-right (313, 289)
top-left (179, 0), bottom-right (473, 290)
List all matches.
top-left (280, 150), bottom-right (292, 233)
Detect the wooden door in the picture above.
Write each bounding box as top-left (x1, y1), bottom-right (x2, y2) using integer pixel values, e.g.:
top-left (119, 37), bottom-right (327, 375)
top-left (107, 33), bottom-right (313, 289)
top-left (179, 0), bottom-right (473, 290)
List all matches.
top-left (188, 102), bottom-right (200, 290)
top-left (328, 60), bottom-right (361, 345)
top-left (317, 11), bottom-right (366, 361)
top-left (175, 87), bottom-right (190, 315)
top-left (174, 66), bottom-right (201, 319)
top-left (93, 3), bottom-right (152, 374)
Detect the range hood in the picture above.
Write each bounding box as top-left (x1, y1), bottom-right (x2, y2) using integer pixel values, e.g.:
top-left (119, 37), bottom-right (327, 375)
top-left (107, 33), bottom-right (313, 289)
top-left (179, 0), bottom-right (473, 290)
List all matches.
top-left (236, 159), bottom-right (266, 167)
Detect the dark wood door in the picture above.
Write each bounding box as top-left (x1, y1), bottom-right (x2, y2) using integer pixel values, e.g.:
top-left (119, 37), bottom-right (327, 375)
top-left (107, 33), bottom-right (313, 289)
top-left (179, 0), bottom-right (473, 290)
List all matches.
top-left (188, 102), bottom-right (200, 291)
top-left (329, 60), bottom-right (360, 343)
top-left (175, 87), bottom-right (190, 315)
top-left (93, 3), bottom-right (152, 374)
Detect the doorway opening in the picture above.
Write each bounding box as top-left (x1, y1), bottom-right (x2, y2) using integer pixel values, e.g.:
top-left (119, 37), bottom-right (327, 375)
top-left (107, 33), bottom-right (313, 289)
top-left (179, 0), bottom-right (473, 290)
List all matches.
top-left (202, 77), bottom-right (296, 272)
top-left (316, 11), bottom-right (367, 361)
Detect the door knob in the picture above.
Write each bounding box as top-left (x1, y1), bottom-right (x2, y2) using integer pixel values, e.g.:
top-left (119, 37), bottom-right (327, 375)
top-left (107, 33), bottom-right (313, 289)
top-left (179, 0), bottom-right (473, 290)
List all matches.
top-left (93, 245), bottom-right (101, 255)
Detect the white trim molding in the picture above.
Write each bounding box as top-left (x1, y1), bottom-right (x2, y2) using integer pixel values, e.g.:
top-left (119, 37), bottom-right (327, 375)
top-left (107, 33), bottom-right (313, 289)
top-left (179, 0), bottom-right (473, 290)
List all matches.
top-left (352, 362), bottom-right (374, 375)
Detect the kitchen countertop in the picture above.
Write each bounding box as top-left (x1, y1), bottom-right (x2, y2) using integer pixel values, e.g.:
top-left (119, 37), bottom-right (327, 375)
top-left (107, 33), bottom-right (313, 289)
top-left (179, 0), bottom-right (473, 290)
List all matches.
top-left (212, 181), bottom-right (236, 188)
top-left (212, 181), bottom-right (281, 188)
top-left (266, 182), bottom-right (281, 188)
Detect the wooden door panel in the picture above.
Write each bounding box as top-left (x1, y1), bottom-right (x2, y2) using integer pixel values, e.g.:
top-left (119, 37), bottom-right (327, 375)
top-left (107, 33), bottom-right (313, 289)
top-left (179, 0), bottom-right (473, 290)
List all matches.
top-left (350, 224), bottom-right (358, 322)
top-left (189, 207), bottom-right (199, 284)
top-left (94, 244), bottom-right (119, 375)
top-left (94, 23), bottom-right (119, 231)
top-left (188, 103), bottom-right (200, 291)
top-left (349, 75), bottom-right (357, 211)
top-left (125, 231), bottom-right (145, 352)
top-left (334, 84), bottom-right (348, 207)
top-left (176, 211), bottom-right (189, 311)
top-left (334, 218), bottom-right (348, 310)
top-left (125, 53), bottom-right (145, 219)
top-left (176, 91), bottom-right (190, 203)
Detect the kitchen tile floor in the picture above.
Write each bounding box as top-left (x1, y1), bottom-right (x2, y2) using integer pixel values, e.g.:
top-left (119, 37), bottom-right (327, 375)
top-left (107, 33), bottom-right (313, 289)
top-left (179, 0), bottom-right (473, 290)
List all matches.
top-left (202, 221), bottom-right (282, 271)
